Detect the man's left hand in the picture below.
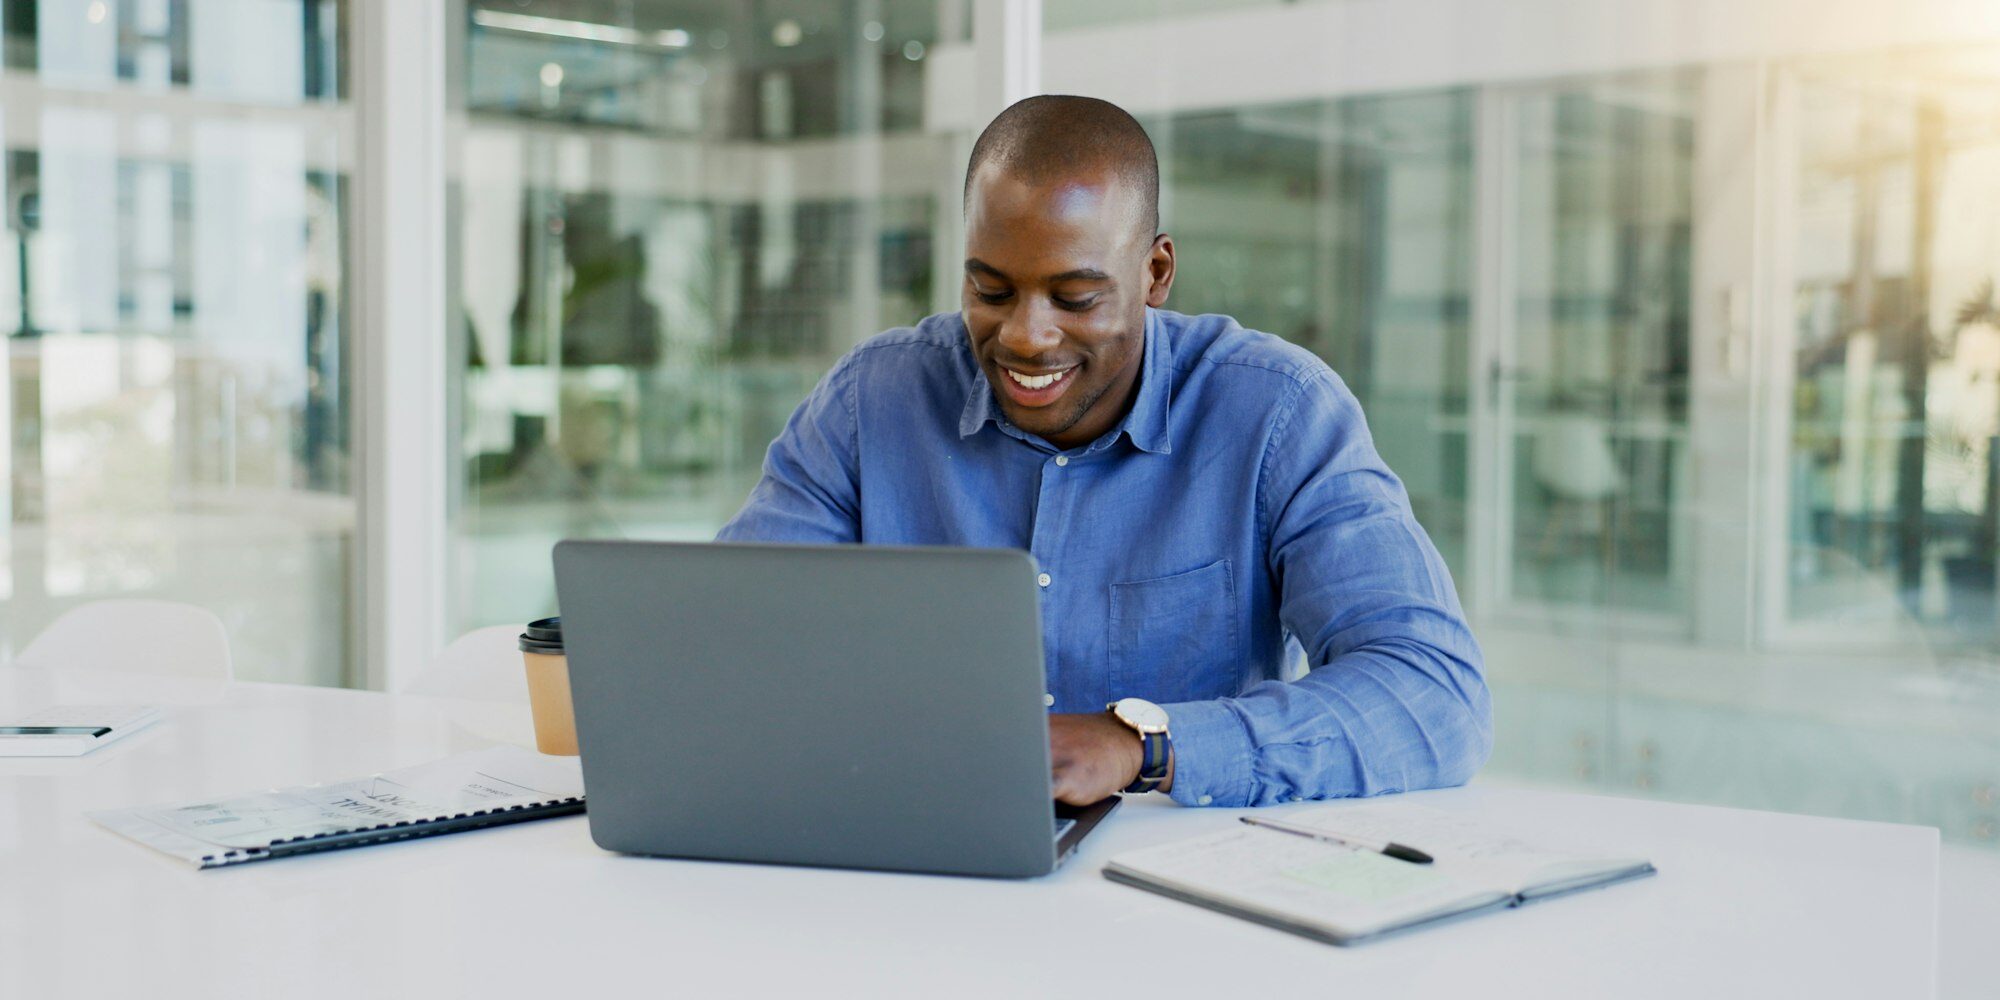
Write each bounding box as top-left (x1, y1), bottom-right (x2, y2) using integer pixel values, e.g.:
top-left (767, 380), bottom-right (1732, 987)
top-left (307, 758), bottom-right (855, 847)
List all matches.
top-left (1048, 712), bottom-right (1170, 805)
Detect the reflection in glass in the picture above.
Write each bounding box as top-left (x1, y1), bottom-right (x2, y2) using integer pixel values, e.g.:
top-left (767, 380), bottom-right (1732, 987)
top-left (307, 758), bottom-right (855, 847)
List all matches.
top-left (3, 0), bottom-right (344, 101)
top-left (1151, 92), bottom-right (1475, 573)
top-left (1505, 75), bottom-right (1694, 621)
top-left (2, 2), bottom-right (353, 685)
top-left (453, 1), bottom-right (961, 630)
top-left (1787, 49), bottom-right (2000, 647)
top-left (463, 0), bottom-right (957, 136)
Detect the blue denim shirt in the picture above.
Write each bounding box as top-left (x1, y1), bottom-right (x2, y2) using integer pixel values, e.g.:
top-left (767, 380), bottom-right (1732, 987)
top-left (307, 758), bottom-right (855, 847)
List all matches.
top-left (718, 308), bottom-right (1492, 807)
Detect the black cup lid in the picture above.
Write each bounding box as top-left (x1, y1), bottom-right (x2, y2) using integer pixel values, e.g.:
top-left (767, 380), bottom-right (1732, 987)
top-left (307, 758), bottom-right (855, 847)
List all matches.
top-left (520, 616), bottom-right (563, 652)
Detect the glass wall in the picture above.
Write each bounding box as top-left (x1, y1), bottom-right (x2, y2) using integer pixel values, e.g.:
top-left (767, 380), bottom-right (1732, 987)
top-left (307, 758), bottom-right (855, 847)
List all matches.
top-left (434, 0), bottom-right (2000, 849)
top-left (6, 2), bottom-right (1993, 854)
top-left (1500, 73), bottom-right (1694, 625)
top-left (1143, 93), bottom-right (1476, 572)
top-left (1784, 49), bottom-right (2000, 651)
top-left (1038, 7), bottom-right (2000, 847)
top-left (450, 0), bottom-right (968, 631)
top-left (1, 0), bottom-right (354, 685)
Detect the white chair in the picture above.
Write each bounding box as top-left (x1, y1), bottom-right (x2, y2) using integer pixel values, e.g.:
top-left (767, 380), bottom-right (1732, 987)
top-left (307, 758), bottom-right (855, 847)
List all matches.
top-left (1532, 411), bottom-right (1625, 565)
top-left (13, 598), bottom-right (234, 681)
top-left (1533, 411), bottom-right (1624, 505)
top-left (403, 624), bottom-right (530, 703)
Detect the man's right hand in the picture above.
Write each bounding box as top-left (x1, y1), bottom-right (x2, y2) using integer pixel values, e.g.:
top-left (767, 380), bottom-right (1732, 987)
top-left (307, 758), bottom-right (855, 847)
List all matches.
top-left (1048, 711), bottom-right (1169, 804)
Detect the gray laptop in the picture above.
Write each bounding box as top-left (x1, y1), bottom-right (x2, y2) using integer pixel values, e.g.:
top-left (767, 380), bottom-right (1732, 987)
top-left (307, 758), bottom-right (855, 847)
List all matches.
top-left (551, 540), bottom-right (1119, 878)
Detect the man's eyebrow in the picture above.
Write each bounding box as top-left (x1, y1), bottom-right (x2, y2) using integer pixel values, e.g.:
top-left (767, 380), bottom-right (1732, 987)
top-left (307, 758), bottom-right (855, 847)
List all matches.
top-left (1048, 268), bottom-right (1111, 283)
top-left (963, 259), bottom-right (1112, 285)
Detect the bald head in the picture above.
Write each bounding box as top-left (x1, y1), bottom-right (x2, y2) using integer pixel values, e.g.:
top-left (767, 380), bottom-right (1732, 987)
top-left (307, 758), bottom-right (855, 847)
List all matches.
top-left (963, 95), bottom-right (1160, 240)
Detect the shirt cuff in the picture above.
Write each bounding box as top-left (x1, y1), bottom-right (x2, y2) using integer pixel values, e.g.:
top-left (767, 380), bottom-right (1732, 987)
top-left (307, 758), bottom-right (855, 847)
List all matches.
top-left (1160, 698), bottom-right (1256, 807)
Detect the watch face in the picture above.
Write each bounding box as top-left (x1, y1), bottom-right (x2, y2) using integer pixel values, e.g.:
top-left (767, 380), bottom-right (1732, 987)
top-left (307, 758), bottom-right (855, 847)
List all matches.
top-left (1114, 698), bottom-right (1169, 733)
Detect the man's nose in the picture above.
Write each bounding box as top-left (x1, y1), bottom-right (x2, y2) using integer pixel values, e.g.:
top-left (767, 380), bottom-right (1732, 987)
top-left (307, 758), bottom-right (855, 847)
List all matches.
top-left (996, 299), bottom-right (1063, 359)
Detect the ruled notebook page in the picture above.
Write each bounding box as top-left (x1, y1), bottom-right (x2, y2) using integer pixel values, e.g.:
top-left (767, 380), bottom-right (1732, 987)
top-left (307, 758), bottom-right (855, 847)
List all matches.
top-left (1288, 801), bottom-right (1653, 898)
top-left (1105, 825), bottom-right (1510, 940)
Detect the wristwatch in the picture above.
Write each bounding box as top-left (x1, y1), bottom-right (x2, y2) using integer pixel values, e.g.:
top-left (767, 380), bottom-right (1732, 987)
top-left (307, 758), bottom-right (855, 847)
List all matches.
top-left (1107, 697), bottom-right (1172, 794)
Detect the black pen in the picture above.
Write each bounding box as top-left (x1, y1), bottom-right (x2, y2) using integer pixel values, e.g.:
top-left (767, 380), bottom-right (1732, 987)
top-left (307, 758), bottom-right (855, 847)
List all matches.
top-left (1240, 815), bottom-right (1435, 864)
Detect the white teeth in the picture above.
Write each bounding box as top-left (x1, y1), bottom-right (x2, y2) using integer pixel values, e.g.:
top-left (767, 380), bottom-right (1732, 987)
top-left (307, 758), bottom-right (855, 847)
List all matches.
top-left (1005, 367), bottom-right (1070, 390)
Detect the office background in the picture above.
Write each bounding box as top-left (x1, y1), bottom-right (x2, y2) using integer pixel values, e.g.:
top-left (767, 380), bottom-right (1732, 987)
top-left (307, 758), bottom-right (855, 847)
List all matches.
top-left (2, 0), bottom-right (1999, 854)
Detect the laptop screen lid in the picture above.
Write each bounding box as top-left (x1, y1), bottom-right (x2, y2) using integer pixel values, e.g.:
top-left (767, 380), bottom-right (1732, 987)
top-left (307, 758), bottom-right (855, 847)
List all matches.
top-left (553, 540), bottom-right (1064, 878)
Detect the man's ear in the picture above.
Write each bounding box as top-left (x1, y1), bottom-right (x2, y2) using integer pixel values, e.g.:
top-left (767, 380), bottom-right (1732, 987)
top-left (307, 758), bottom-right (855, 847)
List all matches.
top-left (1144, 233), bottom-right (1176, 308)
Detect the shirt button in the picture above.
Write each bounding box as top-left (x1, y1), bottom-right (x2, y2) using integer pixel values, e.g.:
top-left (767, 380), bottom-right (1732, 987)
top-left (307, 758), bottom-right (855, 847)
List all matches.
top-left (1037, 572), bottom-right (1051, 588)
top-left (1043, 693), bottom-right (1055, 707)
top-left (1197, 795), bottom-right (1214, 806)
top-left (1054, 455), bottom-right (1069, 467)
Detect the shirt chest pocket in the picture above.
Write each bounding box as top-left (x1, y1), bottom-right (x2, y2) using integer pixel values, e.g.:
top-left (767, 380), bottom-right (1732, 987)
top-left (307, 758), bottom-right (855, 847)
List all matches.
top-left (1109, 559), bottom-right (1240, 704)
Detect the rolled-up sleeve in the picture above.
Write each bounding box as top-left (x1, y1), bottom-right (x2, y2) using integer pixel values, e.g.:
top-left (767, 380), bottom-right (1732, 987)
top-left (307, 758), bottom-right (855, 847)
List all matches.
top-left (1164, 369), bottom-right (1492, 806)
top-left (717, 357), bottom-right (862, 544)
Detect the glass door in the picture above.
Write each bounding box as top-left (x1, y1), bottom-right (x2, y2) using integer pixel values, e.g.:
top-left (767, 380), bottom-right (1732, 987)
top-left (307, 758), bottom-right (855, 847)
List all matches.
top-left (1482, 72), bottom-right (1698, 636)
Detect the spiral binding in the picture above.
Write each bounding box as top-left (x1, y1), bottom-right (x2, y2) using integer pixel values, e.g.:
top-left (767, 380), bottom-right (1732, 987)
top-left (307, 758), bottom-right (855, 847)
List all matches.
top-left (196, 795), bottom-right (587, 867)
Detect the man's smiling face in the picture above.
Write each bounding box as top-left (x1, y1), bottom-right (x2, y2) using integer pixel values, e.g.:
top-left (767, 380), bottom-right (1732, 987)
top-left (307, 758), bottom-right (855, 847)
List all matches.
top-left (961, 164), bottom-right (1173, 450)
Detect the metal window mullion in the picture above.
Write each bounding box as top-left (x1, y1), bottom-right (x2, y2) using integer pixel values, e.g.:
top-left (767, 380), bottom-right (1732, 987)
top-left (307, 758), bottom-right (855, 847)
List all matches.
top-left (1687, 63), bottom-right (1766, 647)
top-left (1467, 86), bottom-right (1518, 619)
top-left (1754, 65), bottom-right (1807, 651)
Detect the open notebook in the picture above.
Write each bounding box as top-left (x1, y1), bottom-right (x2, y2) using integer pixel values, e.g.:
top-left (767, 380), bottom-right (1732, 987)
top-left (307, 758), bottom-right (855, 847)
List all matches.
top-left (1103, 801), bottom-right (1655, 946)
top-left (91, 745), bottom-right (585, 869)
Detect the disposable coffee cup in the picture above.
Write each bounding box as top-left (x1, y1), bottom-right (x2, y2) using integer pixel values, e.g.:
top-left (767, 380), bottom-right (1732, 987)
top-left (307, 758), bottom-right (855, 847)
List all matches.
top-left (519, 617), bottom-right (577, 756)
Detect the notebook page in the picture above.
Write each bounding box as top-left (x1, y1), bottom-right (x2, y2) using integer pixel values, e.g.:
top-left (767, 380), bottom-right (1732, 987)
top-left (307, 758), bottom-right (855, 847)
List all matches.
top-left (1106, 826), bottom-right (1507, 937)
top-left (1290, 802), bottom-right (1648, 897)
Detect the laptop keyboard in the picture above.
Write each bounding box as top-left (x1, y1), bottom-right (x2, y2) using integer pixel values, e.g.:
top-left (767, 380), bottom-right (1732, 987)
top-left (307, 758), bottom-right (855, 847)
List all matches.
top-left (1054, 818), bottom-right (1076, 840)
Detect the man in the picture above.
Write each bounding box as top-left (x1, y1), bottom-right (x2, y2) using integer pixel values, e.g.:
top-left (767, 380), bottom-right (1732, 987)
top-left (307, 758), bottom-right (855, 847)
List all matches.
top-left (719, 95), bottom-right (1490, 809)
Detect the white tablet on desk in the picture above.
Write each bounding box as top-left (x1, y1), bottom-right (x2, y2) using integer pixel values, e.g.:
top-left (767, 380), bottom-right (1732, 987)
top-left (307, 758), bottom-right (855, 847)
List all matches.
top-left (0, 705), bottom-right (163, 757)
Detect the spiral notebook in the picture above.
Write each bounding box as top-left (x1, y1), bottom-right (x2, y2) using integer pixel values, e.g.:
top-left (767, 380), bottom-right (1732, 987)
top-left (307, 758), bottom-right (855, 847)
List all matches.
top-left (90, 745), bottom-right (585, 869)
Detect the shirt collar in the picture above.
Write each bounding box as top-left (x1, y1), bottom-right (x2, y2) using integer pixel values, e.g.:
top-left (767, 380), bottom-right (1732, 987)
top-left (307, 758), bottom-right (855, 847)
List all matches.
top-left (956, 307), bottom-right (1174, 455)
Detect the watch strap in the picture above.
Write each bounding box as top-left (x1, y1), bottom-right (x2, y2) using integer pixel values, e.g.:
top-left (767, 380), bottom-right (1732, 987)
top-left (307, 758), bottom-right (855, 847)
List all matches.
top-left (1123, 729), bottom-right (1170, 794)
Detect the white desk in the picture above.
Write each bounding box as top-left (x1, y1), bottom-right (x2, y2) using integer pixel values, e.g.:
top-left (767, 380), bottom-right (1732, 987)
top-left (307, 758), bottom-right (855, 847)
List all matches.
top-left (0, 668), bottom-right (1938, 998)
